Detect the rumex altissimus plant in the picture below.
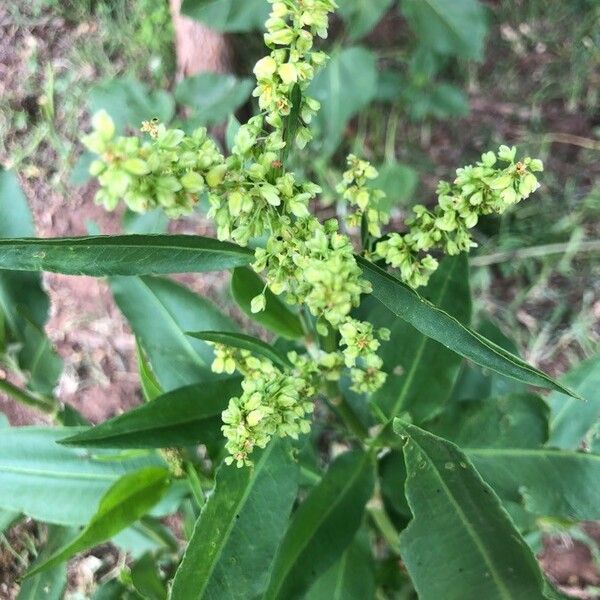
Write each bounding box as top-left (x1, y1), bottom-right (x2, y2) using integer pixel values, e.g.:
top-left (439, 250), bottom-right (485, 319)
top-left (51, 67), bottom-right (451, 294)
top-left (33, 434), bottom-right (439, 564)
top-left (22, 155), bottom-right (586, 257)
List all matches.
top-left (0, 1), bottom-right (597, 599)
top-left (81, 0), bottom-right (543, 467)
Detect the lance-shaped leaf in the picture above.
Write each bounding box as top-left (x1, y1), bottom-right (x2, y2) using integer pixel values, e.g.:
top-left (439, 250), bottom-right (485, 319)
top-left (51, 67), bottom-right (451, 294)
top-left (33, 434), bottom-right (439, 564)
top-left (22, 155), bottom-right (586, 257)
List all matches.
top-left (187, 331), bottom-right (291, 369)
top-left (547, 354), bottom-right (600, 449)
top-left (110, 276), bottom-right (238, 390)
top-left (394, 421), bottom-right (546, 600)
top-left (26, 467), bottom-right (170, 578)
top-left (370, 254), bottom-right (471, 423)
top-left (358, 257), bottom-right (578, 398)
top-left (60, 378), bottom-right (241, 449)
top-left (17, 525), bottom-right (73, 600)
top-left (231, 267), bottom-right (304, 340)
top-left (263, 450), bottom-right (375, 600)
top-left (170, 440), bottom-right (298, 600)
top-left (0, 427), bottom-right (164, 525)
top-left (304, 529), bottom-right (375, 600)
top-left (0, 235), bottom-right (253, 276)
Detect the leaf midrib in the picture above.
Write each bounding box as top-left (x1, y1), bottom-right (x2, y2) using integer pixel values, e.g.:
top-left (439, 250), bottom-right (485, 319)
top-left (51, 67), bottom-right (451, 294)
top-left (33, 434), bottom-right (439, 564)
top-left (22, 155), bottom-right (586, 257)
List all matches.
top-left (0, 465), bottom-right (118, 481)
top-left (187, 443), bottom-right (275, 599)
top-left (414, 445), bottom-right (513, 600)
top-left (65, 408), bottom-right (221, 445)
top-left (467, 448), bottom-right (600, 460)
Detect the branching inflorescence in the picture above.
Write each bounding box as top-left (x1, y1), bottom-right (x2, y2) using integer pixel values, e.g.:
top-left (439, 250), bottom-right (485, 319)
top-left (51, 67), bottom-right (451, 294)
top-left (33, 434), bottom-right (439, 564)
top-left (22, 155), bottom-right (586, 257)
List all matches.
top-left (82, 0), bottom-right (543, 466)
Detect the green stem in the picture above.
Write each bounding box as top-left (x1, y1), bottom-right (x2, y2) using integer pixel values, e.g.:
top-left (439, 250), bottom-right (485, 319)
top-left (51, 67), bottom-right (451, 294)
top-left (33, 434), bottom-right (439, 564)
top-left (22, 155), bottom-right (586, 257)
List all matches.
top-left (0, 378), bottom-right (57, 415)
top-left (185, 462), bottom-right (206, 509)
top-left (367, 494), bottom-right (402, 555)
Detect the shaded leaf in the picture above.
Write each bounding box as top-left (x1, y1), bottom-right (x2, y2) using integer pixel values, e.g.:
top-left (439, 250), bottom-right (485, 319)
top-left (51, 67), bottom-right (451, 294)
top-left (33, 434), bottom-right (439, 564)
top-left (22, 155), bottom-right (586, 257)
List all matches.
top-left (89, 78), bottom-right (174, 133)
top-left (547, 354), bottom-right (600, 449)
top-left (110, 275), bottom-right (238, 390)
top-left (181, 0), bottom-right (269, 32)
top-left (428, 393), bottom-right (549, 449)
top-left (303, 529), bottom-right (375, 599)
top-left (264, 450), bottom-right (375, 600)
top-left (0, 235), bottom-right (253, 276)
top-left (374, 162), bottom-right (419, 212)
top-left (231, 267), bottom-right (303, 340)
top-left (60, 379), bottom-right (241, 449)
top-left (338, 0), bottom-right (393, 39)
top-left (310, 47), bottom-right (377, 156)
top-left (401, 0), bottom-right (488, 60)
top-left (0, 427), bottom-right (163, 525)
top-left (175, 73), bottom-right (253, 126)
top-left (395, 421), bottom-right (545, 600)
top-left (26, 467), bottom-right (169, 578)
top-left (468, 448), bottom-right (600, 521)
top-left (170, 441), bottom-right (298, 600)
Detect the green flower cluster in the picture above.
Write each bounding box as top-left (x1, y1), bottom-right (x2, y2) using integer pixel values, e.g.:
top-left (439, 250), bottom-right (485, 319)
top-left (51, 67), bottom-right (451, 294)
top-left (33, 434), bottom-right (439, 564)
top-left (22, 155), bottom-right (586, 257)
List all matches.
top-left (254, 0), bottom-right (337, 147)
top-left (336, 154), bottom-right (388, 237)
top-left (83, 1), bottom-right (544, 466)
top-left (82, 112), bottom-right (223, 217)
top-left (375, 146), bottom-right (543, 288)
top-left (213, 344), bottom-right (315, 467)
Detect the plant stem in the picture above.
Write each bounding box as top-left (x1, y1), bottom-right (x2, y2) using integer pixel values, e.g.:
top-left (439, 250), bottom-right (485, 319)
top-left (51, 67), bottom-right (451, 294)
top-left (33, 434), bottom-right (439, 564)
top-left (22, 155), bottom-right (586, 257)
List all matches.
top-left (0, 377), bottom-right (57, 415)
top-left (367, 494), bottom-right (402, 555)
top-left (185, 462), bottom-right (206, 509)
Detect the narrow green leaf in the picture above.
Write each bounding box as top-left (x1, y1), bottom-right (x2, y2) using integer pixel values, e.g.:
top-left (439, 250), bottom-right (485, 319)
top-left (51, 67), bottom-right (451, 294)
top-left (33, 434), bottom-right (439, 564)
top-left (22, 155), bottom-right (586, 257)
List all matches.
top-left (264, 450), bottom-right (375, 600)
top-left (370, 254), bottom-right (471, 423)
top-left (303, 529), bottom-right (375, 599)
top-left (111, 275), bottom-right (238, 390)
top-left (187, 331), bottom-right (291, 369)
top-left (358, 257), bottom-right (578, 398)
top-left (0, 427), bottom-right (164, 525)
top-left (231, 267), bottom-right (303, 339)
top-left (468, 448), bottom-right (600, 521)
top-left (0, 235), bottom-right (253, 276)
top-left (547, 354), bottom-right (600, 449)
top-left (394, 421), bottom-right (545, 600)
top-left (170, 441), bottom-right (298, 600)
top-left (60, 378), bottom-right (241, 449)
top-left (17, 525), bottom-right (73, 600)
top-left (26, 467), bottom-right (170, 578)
